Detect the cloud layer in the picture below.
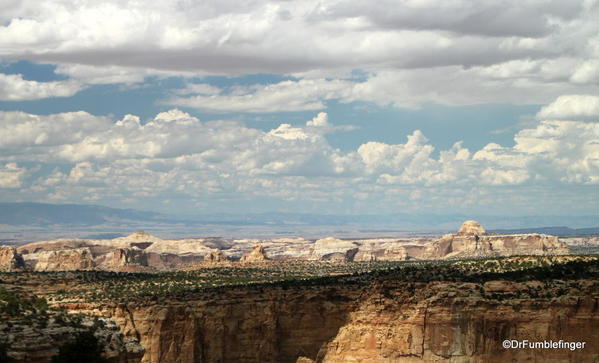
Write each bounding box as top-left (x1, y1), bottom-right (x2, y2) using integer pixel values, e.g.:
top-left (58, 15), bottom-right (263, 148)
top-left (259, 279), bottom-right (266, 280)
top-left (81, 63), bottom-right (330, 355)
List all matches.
top-left (1, 103), bottom-right (597, 214)
top-left (1, 0), bottom-right (598, 107)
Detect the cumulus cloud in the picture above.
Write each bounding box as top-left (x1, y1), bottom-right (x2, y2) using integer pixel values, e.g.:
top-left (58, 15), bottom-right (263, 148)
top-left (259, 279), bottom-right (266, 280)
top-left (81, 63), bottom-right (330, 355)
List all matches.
top-left (2, 109), bottom-right (597, 212)
top-left (0, 73), bottom-right (81, 100)
top-left (536, 94), bottom-right (599, 120)
top-left (0, 110), bottom-right (110, 152)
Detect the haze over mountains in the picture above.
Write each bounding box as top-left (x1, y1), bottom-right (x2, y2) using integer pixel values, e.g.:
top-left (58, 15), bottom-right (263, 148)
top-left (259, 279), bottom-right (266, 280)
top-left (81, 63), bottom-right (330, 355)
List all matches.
top-left (1, 203), bottom-right (598, 236)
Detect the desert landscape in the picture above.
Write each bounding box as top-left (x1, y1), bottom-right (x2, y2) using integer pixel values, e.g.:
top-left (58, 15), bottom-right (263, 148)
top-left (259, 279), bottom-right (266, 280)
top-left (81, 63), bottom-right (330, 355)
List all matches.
top-left (2, 0), bottom-right (599, 362)
top-left (1, 221), bottom-right (598, 362)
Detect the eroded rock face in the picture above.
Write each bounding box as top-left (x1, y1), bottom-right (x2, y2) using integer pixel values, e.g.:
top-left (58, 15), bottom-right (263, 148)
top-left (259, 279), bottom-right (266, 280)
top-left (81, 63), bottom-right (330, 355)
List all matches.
top-left (99, 247), bottom-right (148, 268)
top-left (32, 247), bottom-right (96, 271)
top-left (1, 315), bottom-right (144, 363)
top-left (96, 287), bottom-right (357, 363)
top-left (240, 245), bottom-right (269, 262)
top-left (0, 246), bottom-right (25, 271)
top-left (203, 250), bottom-right (229, 264)
top-left (73, 277), bottom-right (598, 363)
top-left (423, 221), bottom-right (570, 259)
top-left (318, 280), bottom-right (597, 362)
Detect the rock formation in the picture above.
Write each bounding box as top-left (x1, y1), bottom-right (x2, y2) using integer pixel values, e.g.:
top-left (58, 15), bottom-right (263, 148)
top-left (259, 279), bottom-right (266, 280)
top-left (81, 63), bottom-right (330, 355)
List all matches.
top-left (309, 238), bottom-right (359, 261)
top-left (240, 245), bottom-right (269, 262)
top-left (32, 247), bottom-right (96, 271)
top-left (458, 220), bottom-right (486, 235)
top-left (1, 314), bottom-right (144, 362)
top-left (107, 247), bottom-right (148, 267)
top-left (423, 221), bottom-right (570, 259)
top-left (0, 246), bottom-right (26, 271)
top-left (66, 266), bottom-right (597, 363)
top-left (203, 250), bottom-right (229, 264)
top-left (11, 222), bottom-right (572, 270)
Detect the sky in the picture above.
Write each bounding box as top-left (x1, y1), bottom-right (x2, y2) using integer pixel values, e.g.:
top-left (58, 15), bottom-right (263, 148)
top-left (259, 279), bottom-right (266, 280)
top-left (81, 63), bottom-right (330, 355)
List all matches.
top-left (0, 0), bottom-right (598, 218)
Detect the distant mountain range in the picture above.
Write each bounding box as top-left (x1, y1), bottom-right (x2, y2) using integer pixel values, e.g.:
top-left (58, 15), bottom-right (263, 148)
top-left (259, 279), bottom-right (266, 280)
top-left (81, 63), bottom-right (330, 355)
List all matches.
top-left (0, 202), bottom-right (597, 235)
top-left (0, 202), bottom-right (168, 226)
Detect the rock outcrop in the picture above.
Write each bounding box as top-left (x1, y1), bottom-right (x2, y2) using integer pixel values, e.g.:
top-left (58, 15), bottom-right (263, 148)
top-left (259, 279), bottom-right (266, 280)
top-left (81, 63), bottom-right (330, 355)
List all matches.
top-left (203, 250), bottom-right (230, 264)
top-left (458, 220), bottom-right (486, 235)
top-left (102, 247), bottom-right (148, 267)
top-left (240, 245), bottom-right (269, 262)
top-left (0, 246), bottom-right (26, 271)
top-left (32, 247), bottom-right (96, 271)
top-left (309, 238), bottom-right (359, 261)
top-left (423, 221), bottom-right (570, 259)
top-left (317, 279), bottom-right (597, 362)
top-left (1, 314), bottom-right (144, 363)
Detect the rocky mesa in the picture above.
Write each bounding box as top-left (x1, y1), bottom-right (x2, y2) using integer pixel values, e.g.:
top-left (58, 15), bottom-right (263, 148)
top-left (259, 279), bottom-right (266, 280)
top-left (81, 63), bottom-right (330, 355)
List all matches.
top-left (3, 221), bottom-right (572, 272)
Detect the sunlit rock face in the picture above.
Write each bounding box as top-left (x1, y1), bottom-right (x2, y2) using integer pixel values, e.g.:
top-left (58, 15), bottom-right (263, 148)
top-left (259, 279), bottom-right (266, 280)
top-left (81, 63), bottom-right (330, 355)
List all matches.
top-left (240, 245), bottom-right (269, 262)
top-left (96, 247), bottom-right (149, 269)
top-left (0, 246), bottom-right (25, 271)
top-left (423, 221), bottom-right (569, 259)
top-left (457, 220), bottom-right (486, 235)
top-left (75, 262), bottom-right (596, 363)
top-left (32, 247), bottom-right (96, 271)
top-left (309, 238), bottom-right (359, 261)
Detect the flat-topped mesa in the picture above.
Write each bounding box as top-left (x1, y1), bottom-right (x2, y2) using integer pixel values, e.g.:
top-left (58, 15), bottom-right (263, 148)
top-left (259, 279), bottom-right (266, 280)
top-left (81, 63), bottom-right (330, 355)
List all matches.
top-left (423, 221), bottom-right (570, 259)
top-left (0, 246), bottom-right (26, 271)
top-left (240, 245), bottom-right (269, 263)
top-left (121, 230), bottom-right (163, 243)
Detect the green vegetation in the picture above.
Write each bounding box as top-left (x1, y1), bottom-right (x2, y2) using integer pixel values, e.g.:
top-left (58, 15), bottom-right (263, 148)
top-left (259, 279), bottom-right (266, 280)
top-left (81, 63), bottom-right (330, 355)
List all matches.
top-left (1, 255), bottom-right (595, 304)
top-left (0, 286), bottom-right (48, 316)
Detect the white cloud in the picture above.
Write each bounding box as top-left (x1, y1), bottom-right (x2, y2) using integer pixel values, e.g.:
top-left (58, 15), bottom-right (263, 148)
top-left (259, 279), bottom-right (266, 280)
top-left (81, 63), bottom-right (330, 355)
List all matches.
top-left (2, 109), bottom-right (597, 214)
top-left (3, 109), bottom-right (597, 183)
top-left (536, 94), bottom-right (599, 120)
top-left (165, 79), bottom-right (355, 113)
top-left (0, 73), bottom-right (81, 100)
top-left (0, 110), bottom-right (110, 150)
top-left (54, 64), bottom-right (198, 85)
top-left (0, 1), bottom-right (595, 109)
top-left (0, 1), bottom-right (595, 98)
top-left (0, 162), bottom-right (26, 188)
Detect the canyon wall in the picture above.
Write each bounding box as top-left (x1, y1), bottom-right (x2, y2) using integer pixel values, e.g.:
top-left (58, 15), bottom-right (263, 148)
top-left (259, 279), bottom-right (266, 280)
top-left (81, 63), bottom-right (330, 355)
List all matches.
top-left (68, 277), bottom-right (598, 363)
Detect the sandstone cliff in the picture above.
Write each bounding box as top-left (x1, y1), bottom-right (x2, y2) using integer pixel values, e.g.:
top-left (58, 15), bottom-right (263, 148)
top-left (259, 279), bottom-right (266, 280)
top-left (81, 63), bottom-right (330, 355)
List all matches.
top-left (32, 247), bottom-right (96, 271)
top-left (57, 257), bottom-right (598, 363)
top-left (0, 246), bottom-right (25, 271)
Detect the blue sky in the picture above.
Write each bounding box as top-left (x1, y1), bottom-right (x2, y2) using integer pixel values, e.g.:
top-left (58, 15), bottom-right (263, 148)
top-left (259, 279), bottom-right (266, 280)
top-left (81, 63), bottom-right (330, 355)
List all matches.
top-left (0, 0), bottom-right (598, 219)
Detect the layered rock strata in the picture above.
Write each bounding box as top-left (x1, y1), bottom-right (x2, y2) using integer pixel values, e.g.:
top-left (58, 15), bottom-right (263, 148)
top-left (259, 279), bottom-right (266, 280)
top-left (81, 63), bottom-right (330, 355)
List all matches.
top-left (62, 270), bottom-right (597, 362)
